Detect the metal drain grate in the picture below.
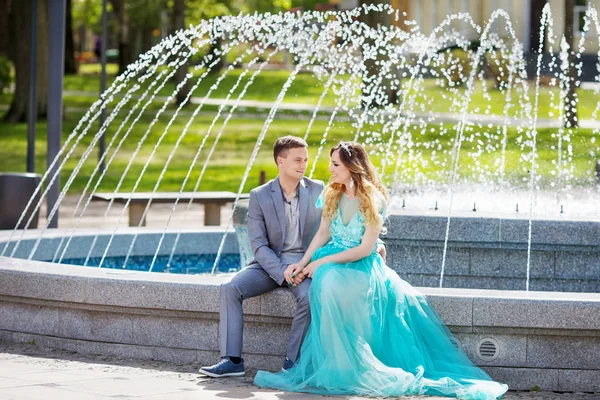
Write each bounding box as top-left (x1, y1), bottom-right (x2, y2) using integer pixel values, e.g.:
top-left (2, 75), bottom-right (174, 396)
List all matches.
top-left (476, 338), bottom-right (499, 361)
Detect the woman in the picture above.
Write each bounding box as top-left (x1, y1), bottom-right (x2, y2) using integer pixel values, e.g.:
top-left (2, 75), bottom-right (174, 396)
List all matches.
top-left (254, 141), bottom-right (508, 399)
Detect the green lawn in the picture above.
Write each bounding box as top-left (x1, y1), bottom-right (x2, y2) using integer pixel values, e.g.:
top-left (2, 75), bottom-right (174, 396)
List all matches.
top-left (1, 67), bottom-right (599, 194)
top-left (1, 112), bottom-right (598, 194)
top-left (3, 65), bottom-right (599, 119)
top-left (404, 77), bottom-right (600, 121)
top-left (62, 64), bottom-right (348, 108)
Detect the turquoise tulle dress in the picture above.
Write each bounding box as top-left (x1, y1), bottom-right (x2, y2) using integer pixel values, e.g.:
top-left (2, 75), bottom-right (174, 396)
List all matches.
top-left (254, 193), bottom-right (508, 399)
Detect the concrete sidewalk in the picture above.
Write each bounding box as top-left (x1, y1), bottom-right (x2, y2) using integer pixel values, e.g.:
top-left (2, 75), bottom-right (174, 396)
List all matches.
top-left (1, 342), bottom-right (599, 400)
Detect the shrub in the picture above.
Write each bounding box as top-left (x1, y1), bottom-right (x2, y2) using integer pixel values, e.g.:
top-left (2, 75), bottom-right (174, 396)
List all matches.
top-left (485, 50), bottom-right (512, 90)
top-left (437, 48), bottom-right (473, 88)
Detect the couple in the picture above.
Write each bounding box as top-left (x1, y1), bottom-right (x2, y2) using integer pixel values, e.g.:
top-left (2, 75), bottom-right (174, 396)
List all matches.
top-left (200, 136), bottom-right (508, 399)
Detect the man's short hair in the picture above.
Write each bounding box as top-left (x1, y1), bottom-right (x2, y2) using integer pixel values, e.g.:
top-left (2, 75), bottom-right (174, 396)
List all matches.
top-left (273, 136), bottom-right (308, 164)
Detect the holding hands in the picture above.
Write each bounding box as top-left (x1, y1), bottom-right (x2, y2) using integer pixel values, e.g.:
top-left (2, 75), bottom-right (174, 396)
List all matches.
top-left (285, 242), bottom-right (386, 285)
top-left (284, 263), bottom-right (307, 286)
top-left (301, 259), bottom-right (325, 278)
top-left (301, 261), bottom-right (317, 278)
top-left (284, 259), bottom-right (325, 285)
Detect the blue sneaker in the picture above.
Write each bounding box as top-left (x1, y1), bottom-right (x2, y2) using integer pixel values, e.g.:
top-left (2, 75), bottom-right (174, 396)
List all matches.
top-left (199, 357), bottom-right (245, 378)
top-left (282, 357), bottom-right (295, 371)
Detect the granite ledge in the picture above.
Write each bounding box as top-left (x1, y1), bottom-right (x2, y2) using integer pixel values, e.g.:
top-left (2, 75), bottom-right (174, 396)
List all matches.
top-left (2, 256), bottom-right (600, 331)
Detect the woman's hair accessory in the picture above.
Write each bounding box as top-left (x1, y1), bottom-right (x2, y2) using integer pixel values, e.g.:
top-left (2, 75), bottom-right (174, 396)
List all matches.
top-left (340, 141), bottom-right (352, 156)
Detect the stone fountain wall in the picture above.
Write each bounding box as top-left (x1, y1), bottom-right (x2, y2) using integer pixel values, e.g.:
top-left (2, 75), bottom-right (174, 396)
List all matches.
top-left (232, 201), bottom-right (600, 293)
top-left (1, 252), bottom-right (600, 392)
top-left (384, 214), bottom-right (600, 293)
top-left (1, 223), bottom-right (600, 392)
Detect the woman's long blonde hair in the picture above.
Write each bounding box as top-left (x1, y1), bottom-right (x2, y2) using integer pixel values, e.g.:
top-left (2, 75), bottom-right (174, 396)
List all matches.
top-left (322, 141), bottom-right (390, 228)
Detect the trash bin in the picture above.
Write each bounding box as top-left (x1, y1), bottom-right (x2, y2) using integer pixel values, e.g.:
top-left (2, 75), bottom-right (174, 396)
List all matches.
top-left (232, 199), bottom-right (252, 269)
top-left (0, 172), bottom-right (42, 230)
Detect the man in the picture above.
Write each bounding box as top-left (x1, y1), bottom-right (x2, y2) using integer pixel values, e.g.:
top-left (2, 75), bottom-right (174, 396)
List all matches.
top-left (199, 136), bottom-right (383, 377)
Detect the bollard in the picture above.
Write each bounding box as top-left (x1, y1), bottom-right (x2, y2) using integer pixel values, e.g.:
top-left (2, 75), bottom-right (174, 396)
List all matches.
top-left (260, 170), bottom-right (266, 186)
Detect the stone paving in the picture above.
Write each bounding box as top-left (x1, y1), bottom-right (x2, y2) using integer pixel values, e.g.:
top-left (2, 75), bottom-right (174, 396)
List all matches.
top-left (1, 342), bottom-right (599, 400)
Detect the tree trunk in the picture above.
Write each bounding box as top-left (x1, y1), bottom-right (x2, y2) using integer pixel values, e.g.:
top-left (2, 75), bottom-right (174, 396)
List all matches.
top-left (529, 0), bottom-right (547, 54)
top-left (207, 38), bottom-right (225, 75)
top-left (142, 26), bottom-right (154, 53)
top-left (109, 0), bottom-right (131, 74)
top-left (77, 24), bottom-right (86, 53)
top-left (358, 0), bottom-right (396, 108)
top-left (64, 0), bottom-right (78, 74)
top-left (130, 25), bottom-right (140, 61)
top-left (0, 0), bottom-right (13, 55)
top-left (3, 0), bottom-right (48, 123)
top-left (564, 0), bottom-right (578, 128)
top-left (171, 0), bottom-right (190, 106)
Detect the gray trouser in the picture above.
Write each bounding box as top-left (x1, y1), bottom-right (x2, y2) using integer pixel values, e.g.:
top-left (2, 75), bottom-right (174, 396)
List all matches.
top-left (219, 265), bottom-right (311, 362)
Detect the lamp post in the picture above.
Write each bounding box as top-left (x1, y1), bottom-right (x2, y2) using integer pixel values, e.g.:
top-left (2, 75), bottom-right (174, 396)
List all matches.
top-left (99, 0), bottom-right (108, 172)
top-left (47, 0), bottom-right (66, 228)
top-left (27, 0), bottom-right (38, 173)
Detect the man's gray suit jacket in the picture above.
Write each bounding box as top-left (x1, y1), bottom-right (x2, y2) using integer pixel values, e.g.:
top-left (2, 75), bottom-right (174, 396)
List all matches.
top-left (246, 177), bottom-right (324, 285)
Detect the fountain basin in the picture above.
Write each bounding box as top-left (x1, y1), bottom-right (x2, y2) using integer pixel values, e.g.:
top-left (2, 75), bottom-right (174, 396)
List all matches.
top-left (1, 252), bottom-right (600, 392)
top-left (1, 224), bottom-right (600, 392)
top-left (385, 212), bottom-right (600, 292)
top-left (0, 229), bottom-right (240, 263)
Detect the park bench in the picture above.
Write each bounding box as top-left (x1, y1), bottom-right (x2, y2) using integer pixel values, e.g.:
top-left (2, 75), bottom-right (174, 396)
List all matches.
top-left (91, 192), bottom-right (249, 227)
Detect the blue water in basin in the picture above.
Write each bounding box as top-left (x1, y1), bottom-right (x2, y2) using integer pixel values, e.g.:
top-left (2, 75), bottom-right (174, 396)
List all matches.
top-left (57, 253), bottom-right (241, 274)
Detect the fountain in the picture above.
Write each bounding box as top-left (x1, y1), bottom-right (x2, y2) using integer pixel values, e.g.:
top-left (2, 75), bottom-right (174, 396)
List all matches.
top-left (1, 3), bottom-right (600, 392)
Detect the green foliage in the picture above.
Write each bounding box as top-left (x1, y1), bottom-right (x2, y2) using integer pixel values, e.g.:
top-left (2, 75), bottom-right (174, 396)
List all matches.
top-left (291, 0), bottom-right (321, 10)
top-left (72, 0), bottom-right (112, 33)
top-left (185, 0), bottom-right (240, 24)
top-left (241, 0), bottom-right (290, 13)
top-left (128, 0), bottom-right (168, 29)
top-left (0, 55), bottom-right (12, 94)
top-left (70, 0), bottom-right (323, 46)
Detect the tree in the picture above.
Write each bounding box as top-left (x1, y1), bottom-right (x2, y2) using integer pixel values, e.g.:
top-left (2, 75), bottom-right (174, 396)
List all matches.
top-left (359, 0), bottom-right (396, 107)
top-left (185, 0), bottom-right (240, 76)
top-left (564, 0), bottom-right (578, 128)
top-left (0, 0), bottom-right (12, 56)
top-left (172, 0), bottom-right (190, 105)
top-left (64, 0), bottom-right (78, 74)
top-left (242, 0), bottom-right (290, 13)
top-left (3, 0), bottom-right (49, 123)
top-left (128, 0), bottom-right (167, 54)
top-left (72, 0), bottom-right (106, 54)
top-left (109, 0), bottom-right (133, 74)
top-left (185, 0), bottom-right (239, 22)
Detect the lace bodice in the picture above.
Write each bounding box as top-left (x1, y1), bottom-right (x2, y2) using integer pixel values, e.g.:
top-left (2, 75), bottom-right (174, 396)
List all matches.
top-left (316, 191), bottom-right (386, 250)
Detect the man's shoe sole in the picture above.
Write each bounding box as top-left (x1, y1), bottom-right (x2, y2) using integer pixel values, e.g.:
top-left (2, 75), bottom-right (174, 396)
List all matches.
top-left (198, 369), bottom-right (245, 378)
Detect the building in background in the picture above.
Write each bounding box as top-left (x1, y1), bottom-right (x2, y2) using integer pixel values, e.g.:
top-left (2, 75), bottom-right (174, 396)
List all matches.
top-left (331, 0), bottom-right (599, 80)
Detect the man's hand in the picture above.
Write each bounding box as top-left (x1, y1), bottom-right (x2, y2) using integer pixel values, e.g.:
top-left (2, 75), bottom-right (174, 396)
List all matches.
top-left (292, 270), bottom-right (306, 285)
top-left (376, 243), bottom-right (387, 264)
top-left (284, 264), bottom-right (297, 286)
